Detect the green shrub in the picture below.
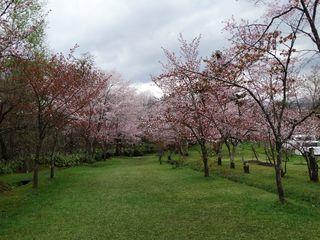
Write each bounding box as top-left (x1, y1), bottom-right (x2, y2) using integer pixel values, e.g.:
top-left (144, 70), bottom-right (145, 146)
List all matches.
top-left (102, 152), bottom-right (113, 159)
top-left (53, 154), bottom-right (84, 168)
top-left (93, 151), bottom-right (109, 161)
top-left (0, 160), bottom-right (24, 174)
top-left (123, 150), bottom-right (133, 157)
top-left (0, 163), bottom-right (15, 174)
top-left (133, 149), bottom-right (143, 156)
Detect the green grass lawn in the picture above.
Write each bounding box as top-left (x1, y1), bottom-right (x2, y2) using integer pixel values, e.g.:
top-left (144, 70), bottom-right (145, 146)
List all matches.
top-left (1, 154), bottom-right (320, 239)
top-left (180, 144), bottom-right (320, 206)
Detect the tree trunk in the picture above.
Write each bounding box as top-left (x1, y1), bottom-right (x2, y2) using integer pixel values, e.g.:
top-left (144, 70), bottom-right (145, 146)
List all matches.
top-left (281, 151), bottom-right (288, 178)
top-left (264, 146), bottom-right (272, 164)
top-left (264, 142), bottom-right (276, 166)
top-left (184, 141), bottom-right (189, 156)
top-left (225, 141), bottom-right (231, 167)
top-left (158, 148), bottom-right (164, 165)
top-left (275, 165), bottom-right (285, 203)
top-left (225, 141), bottom-right (236, 169)
top-left (102, 141), bottom-right (109, 160)
top-left (252, 144), bottom-right (259, 162)
top-left (50, 132), bottom-right (58, 179)
top-left (304, 152), bottom-right (312, 180)
top-left (0, 134), bottom-right (8, 162)
top-left (85, 138), bottom-right (95, 161)
top-left (33, 162), bottom-right (39, 188)
top-left (179, 139), bottom-right (189, 156)
top-left (215, 141), bottom-right (222, 166)
top-left (167, 150), bottom-right (173, 162)
top-left (115, 138), bottom-right (121, 156)
top-left (230, 145), bottom-right (236, 169)
top-left (200, 141), bottom-right (209, 177)
top-left (217, 155), bottom-right (222, 166)
top-left (66, 131), bottom-right (75, 154)
top-left (178, 142), bottom-right (184, 156)
top-left (275, 142), bottom-right (285, 203)
top-left (243, 162), bottom-right (250, 174)
top-left (309, 148), bottom-right (319, 182)
top-left (85, 138), bottom-right (91, 160)
top-left (33, 137), bottom-right (43, 188)
top-left (90, 140), bottom-right (96, 160)
top-left (50, 161), bottom-right (55, 179)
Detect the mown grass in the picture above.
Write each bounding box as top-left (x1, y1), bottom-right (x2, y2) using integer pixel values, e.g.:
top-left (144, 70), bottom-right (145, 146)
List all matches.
top-left (0, 154), bottom-right (320, 239)
top-left (173, 143), bottom-right (320, 206)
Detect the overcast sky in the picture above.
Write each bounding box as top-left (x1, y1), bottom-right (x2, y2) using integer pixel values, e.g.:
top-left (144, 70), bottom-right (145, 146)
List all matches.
top-left (46, 0), bottom-right (263, 94)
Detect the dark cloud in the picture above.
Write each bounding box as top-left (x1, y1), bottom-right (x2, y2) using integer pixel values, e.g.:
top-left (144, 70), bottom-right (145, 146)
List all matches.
top-left (46, 0), bottom-right (263, 88)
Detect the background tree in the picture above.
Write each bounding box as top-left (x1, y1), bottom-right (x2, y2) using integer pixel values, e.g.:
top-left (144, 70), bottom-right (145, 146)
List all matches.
top-left (18, 52), bottom-right (108, 187)
top-left (154, 35), bottom-right (218, 177)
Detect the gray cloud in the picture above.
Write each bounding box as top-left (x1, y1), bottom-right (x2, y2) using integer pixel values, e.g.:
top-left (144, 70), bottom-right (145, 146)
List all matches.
top-left (46, 0), bottom-right (263, 84)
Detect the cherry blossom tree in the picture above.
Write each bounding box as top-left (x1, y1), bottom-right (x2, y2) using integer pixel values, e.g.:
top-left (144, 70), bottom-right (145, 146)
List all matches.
top-left (74, 73), bottom-right (143, 159)
top-left (203, 17), bottom-right (319, 202)
top-left (154, 35), bottom-right (219, 177)
top-left (251, 0), bottom-right (320, 54)
top-left (0, 0), bottom-right (45, 60)
top-left (159, 24), bottom-right (319, 202)
top-left (0, 0), bottom-right (45, 161)
top-left (18, 51), bottom-right (107, 187)
top-left (142, 99), bottom-right (191, 164)
top-left (202, 83), bottom-right (258, 168)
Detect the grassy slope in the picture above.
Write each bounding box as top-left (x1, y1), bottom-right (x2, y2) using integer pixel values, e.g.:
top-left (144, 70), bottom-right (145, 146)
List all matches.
top-left (182, 144), bottom-right (320, 206)
top-left (1, 155), bottom-right (320, 240)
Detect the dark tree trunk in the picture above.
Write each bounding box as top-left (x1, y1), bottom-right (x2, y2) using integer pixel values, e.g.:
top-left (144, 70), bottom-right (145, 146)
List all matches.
top-left (115, 138), bottom-right (121, 156)
top-left (84, 138), bottom-right (95, 161)
top-left (264, 146), bottom-right (272, 164)
top-left (50, 162), bottom-right (54, 179)
top-left (275, 165), bottom-right (285, 203)
top-left (158, 149), bottom-right (164, 165)
top-left (33, 162), bottom-right (39, 188)
top-left (308, 148), bottom-right (319, 182)
top-left (230, 145), bottom-right (236, 169)
top-left (265, 137), bottom-right (276, 165)
top-left (281, 151), bottom-right (288, 178)
top-left (68, 131), bottom-right (74, 154)
top-left (225, 141), bottom-right (231, 167)
top-left (214, 141), bottom-right (223, 166)
top-left (178, 143), bottom-right (184, 156)
top-left (252, 144), bottom-right (259, 162)
top-left (33, 137), bottom-right (43, 188)
top-left (275, 142), bottom-right (285, 203)
top-left (243, 162), bottom-right (250, 174)
top-left (230, 162), bottom-right (235, 169)
top-left (102, 141), bottom-right (109, 160)
top-left (167, 149), bottom-right (173, 162)
top-left (50, 133), bottom-right (58, 179)
top-left (200, 140), bottom-right (209, 177)
top-left (304, 152), bottom-right (312, 180)
top-left (225, 141), bottom-right (236, 169)
top-left (85, 138), bottom-right (90, 160)
top-left (0, 134), bottom-right (8, 162)
top-left (90, 140), bottom-right (96, 160)
top-left (184, 140), bottom-right (189, 156)
top-left (178, 139), bottom-right (189, 156)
